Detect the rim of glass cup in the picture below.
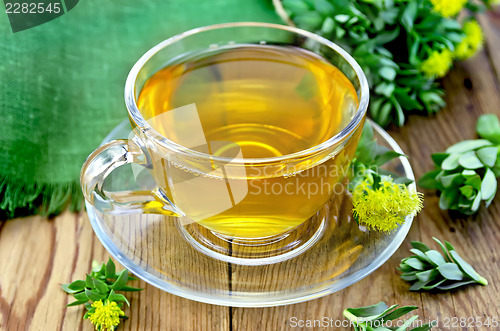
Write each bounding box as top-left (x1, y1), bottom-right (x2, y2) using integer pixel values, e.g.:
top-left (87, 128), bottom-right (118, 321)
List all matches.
top-left (124, 22), bottom-right (369, 164)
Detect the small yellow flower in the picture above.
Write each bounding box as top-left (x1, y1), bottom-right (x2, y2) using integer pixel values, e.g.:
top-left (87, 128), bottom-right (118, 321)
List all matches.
top-left (454, 20), bottom-right (484, 60)
top-left (352, 177), bottom-right (423, 232)
top-left (430, 0), bottom-right (467, 17)
top-left (88, 300), bottom-right (125, 331)
top-left (420, 49), bottom-right (453, 78)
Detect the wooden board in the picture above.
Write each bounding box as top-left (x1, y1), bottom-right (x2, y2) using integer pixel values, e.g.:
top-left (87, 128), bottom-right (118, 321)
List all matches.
top-left (1, 11), bottom-right (500, 331)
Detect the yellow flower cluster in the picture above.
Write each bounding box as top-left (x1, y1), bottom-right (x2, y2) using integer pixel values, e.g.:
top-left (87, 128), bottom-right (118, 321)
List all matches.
top-left (420, 49), bottom-right (453, 78)
top-left (88, 300), bottom-right (125, 331)
top-left (352, 178), bottom-right (423, 233)
top-left (430, 0), bottom-right (467, 17)
top-left (454, 20), bottom-right (484, 60)
top-left (420, 20), bottom-right (484, 77)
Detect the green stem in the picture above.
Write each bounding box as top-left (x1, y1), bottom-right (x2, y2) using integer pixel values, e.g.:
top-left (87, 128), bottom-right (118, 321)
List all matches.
top-left (343, 309), bottom-right (361, 325)
top-left (478, 276), bottom-right (488, 286)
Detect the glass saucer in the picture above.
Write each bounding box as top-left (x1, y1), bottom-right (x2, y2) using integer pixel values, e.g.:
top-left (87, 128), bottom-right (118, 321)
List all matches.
top-left (86, 119), bottom-right (415, 307)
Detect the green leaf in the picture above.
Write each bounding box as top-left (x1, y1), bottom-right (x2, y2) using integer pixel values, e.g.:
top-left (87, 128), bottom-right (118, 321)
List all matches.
top-left (394, 176), bottom-right (414, 185)
top-left (401, 272), bottom-right (418, 281)
top-left (66, 300), bottom-right (88, 307)
top-left (476, 114), bottom-right (500, 144)
top-left (471, 192), bottom-right (482, 212)
top-left (334, 14), bottom-right (350, 23)
top-left (409, 280), bottom-right (429, 291)
top-left (431, 153), bottom-right (449, 167)
top-left (377, 102), bottom-right (393, 127)
top-left (110, 269), bottom-right (129, 291)
top-left (485, 193), bottom-right (495, 209)
top-left (420, 279), bottom-right (447, 291)
top-left (61, 283), bottom-right (81, 294)
top-left (410, 241), bottom-right (430, 252)
top-left (108, 290), bottom-right (130, 307)
top-left (395, 315), bottom-right (419, 331)
top-left (106, 258), bottom-right (116, 279)
top-left (481, 168), bottom-right (497, 201)
top-left (313, 0), bottom-right (334, 15)
top-left (476, 147), bottom-right (497, 167)
top-left (444, 240), bottom-right (456, 252)
top-left (448, 250), bottom-right (486, 284)
top-left (91, 261), bottom-right (101, 273)
top-left (433, 237), bottom-right (451, 262)
top-left (321, 17), bottom-right (335, 34)
top-left (85, 288), bottom-right (107, 301)
top-left (404, 258), bottom-right (425, 270)
top-left (374, 151), bottom-right (403, 166)
top-left (410, 249), bottom-right (431, 263)
top-left (458, 151), bottom-right (484, 169)
top-left (379, 67), bottom-right (397, 81)
top-left (398, 263), bottom-right (414, 273)
top-left (67, 280), bottom-right (86, 292)
top-left (462, 169), bottom-right (477, 178)
top-left (424, 250), bottom-right (447, 266)
top-left (459, 185), bottom-right (475, 199)
top-left (418, 169), bottom-right (441, 189)
top-left (464, 173), bottom-right (482, 190)
top-left (436, 280), bottom-right (478, 290)
top-left (294, 11), bottom-right (323, 30)
top-left (375, 82), bottom-right (395, 97)
top-left (73, 291), bottom-right (89, 302)
top-left (282, 0), bottom-right (310, 12)
top-left (415, 269), bottom-right (439, 283)
top-left (395, 91), bottom-right (423, 111)
top-left (356, 140), bottom-right (378, 164)
top-left (437, 263), bottom-right (464, 281)
top-left (93, 278), bottom-right (109, 294)
top-left (420, 90), bottom-right (445, 110)
top-left (446, 139), bottom-right (492, 154)
top-left (359, 120), bottom-right (374, 145)
top-left (85, 274), bottom-right (94, 289)
top-left (344, 301), bottom-right (389, 318)
top-left (439, 188), bottom-right (458, 210)
top-left (400, 0), bottom-right (417, 31)
top-left (441, 153), bottom-right (460, 170)
top-left (441, 173), bottom-right (464, 188)
top-left (373, 28), bottom-right (400, 45)
top-left (381, 305), bottom-right (418, 321)
top-left (119, 285), bottom-right (144, 292)
top-left (391, 97), bottom-right (405, 127)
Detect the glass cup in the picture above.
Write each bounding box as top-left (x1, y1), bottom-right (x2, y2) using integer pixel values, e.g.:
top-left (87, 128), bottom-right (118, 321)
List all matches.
top-left (81, 22), bottom-right (369, 265)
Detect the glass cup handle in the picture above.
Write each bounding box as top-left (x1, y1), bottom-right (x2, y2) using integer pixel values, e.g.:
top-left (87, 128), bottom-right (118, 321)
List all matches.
top-left (80, 138), bottom-right (180, 216)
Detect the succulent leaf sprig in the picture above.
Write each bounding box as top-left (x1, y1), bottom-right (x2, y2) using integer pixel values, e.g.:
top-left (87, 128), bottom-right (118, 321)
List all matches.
top-left (279, 0), bottom-right (492, 127)
top-left (399, 237), bottom-right (488, 291)
top-left (419, 114), bottom-right (500, 214)
top-left (61, 259), bottom-right (143, 331)
top-left (343, 301), bottom-right (435, 330)
top-left (349, 121), bottom-right (423, 232)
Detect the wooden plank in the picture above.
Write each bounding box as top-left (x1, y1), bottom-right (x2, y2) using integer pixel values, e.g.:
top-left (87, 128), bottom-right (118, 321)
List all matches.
top-left (0, 212), bottom-right (229, 331)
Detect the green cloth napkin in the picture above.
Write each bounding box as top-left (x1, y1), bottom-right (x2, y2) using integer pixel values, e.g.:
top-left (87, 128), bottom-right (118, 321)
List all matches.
top-left (0, 0), bottom-right (279, 218)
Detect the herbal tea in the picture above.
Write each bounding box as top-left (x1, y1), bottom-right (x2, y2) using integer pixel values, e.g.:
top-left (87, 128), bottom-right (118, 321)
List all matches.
top-left (138, 45), bottom-right (360, 238)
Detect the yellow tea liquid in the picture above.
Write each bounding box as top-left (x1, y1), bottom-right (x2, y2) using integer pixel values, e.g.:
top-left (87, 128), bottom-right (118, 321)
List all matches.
top-left (138, 45), bottom-right (360, 238)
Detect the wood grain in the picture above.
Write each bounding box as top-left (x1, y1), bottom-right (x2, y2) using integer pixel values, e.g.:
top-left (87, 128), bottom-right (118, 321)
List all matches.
top-left (2, 11), bottom-right (500, 331)
top-left (0, 212), bottom-right (229, 331)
